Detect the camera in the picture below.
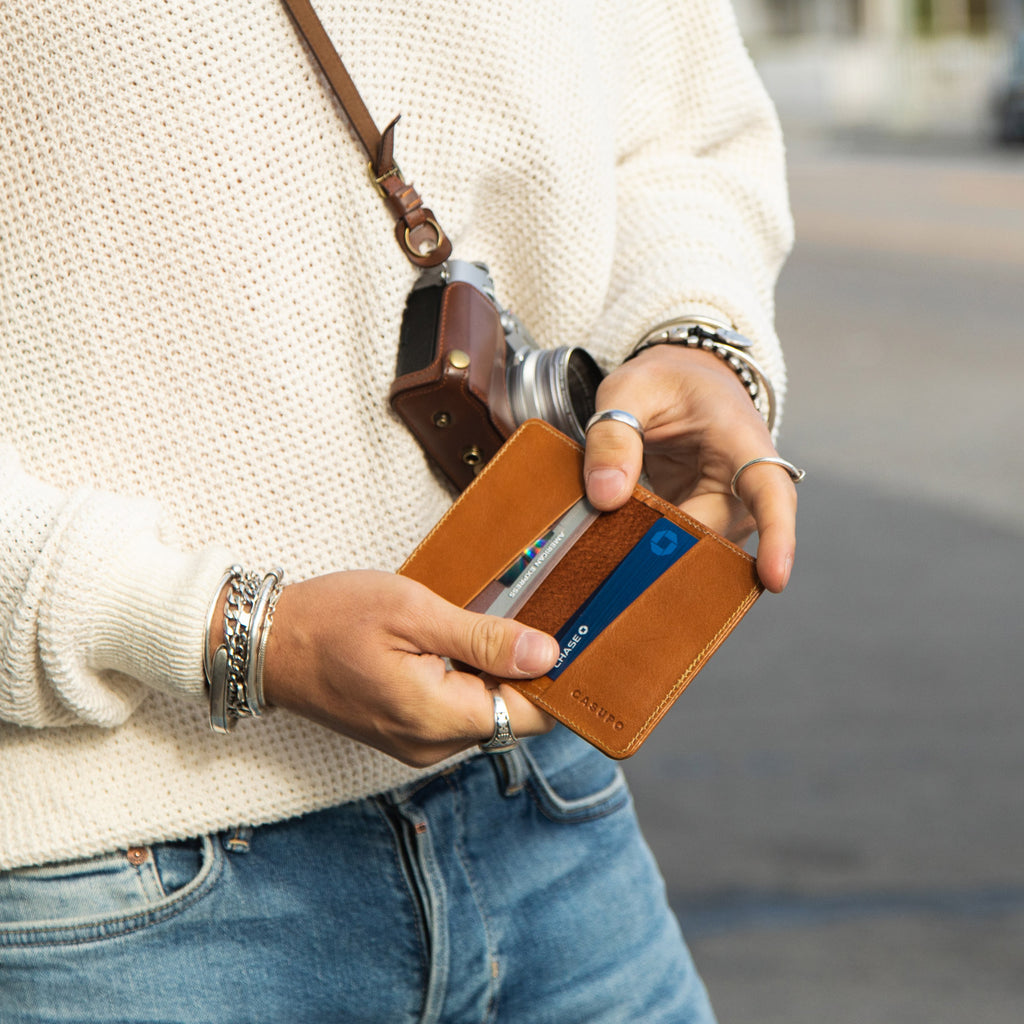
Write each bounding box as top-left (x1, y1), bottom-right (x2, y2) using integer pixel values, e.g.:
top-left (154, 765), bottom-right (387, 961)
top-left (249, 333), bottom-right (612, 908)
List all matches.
top-left (390, 261), bottom-right (604, 490)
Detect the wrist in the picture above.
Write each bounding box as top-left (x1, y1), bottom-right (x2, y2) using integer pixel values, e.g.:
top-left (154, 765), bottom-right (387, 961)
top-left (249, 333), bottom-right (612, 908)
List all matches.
top-left (626, 317), bottom-right (776, 432)
top-left (203, 566), bottom-right (285, 733)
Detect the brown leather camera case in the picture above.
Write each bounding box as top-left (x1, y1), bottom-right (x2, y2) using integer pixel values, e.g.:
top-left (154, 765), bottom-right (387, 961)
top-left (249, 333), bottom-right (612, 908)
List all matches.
top-left (398, 420), bottom-right (763, 758)
top-left (389, 281), bottom-right (515, 492)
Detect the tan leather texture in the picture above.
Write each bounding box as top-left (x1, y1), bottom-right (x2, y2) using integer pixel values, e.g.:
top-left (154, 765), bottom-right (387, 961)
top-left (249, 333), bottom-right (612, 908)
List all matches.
top-left (399, 420), bottom-right (764, 758)
top-left (390, 283), bottom-right (515, 491)
top-left (280, 0), bottom-right (452, 267)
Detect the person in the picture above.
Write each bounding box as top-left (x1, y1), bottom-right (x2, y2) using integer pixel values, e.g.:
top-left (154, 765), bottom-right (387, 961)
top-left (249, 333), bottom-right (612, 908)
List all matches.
top-left (0, 1), bottom-right (798, 1021)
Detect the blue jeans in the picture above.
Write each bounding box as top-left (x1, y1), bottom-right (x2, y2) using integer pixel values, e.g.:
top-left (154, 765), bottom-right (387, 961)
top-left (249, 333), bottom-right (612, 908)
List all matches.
top-left (0, 727), bottom-right (715, 1024)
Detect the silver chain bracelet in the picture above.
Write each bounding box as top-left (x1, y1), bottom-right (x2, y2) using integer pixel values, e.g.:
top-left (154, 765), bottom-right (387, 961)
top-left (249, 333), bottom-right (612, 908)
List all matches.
top-left (205, 565), bottom-right (285, 734)
top-left (627, 316), bottom-right (777, 432)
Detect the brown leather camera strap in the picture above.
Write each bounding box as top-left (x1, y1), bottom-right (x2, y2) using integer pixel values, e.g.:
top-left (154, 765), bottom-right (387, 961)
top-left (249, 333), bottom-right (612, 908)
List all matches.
top-left (280, 0), bottom-right (452, 268)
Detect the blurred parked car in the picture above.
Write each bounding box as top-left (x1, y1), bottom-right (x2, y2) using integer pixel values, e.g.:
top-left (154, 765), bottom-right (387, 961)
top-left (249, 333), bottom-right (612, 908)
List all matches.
top-left (994, 32), bottom-right (1024, 143)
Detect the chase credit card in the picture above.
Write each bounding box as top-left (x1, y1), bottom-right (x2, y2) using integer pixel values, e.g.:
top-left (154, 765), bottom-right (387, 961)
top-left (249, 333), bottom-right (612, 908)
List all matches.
top-left (548, 518), bottom-right (697, 680)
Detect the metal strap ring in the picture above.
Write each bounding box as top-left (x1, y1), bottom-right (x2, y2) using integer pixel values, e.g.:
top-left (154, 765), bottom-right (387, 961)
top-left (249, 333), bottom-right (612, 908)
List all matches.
top-left (403, 216), bottom-right (444, 257)
top-left (730, 456), bottom-right (806, 499)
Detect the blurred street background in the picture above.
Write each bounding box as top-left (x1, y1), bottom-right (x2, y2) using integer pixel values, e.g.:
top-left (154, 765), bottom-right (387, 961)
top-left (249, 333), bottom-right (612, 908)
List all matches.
top-left (626, 2), bottom-right (1024, 1021)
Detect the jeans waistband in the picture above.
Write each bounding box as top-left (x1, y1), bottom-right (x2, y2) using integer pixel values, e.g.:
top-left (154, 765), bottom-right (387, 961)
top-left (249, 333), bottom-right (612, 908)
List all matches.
top-left (381, 742), bottom-right (530, 808)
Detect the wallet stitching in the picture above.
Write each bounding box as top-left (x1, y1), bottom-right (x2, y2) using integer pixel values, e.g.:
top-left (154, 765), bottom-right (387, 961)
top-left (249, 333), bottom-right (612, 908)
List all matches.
top-left (529, 422), bottom-right (757, 566)
top-left (635, 584), bottom-right (762, 728)
top-left (527, 582), bottom-right (761, 755)
top-left (395, 416), bottom-right (535, 574)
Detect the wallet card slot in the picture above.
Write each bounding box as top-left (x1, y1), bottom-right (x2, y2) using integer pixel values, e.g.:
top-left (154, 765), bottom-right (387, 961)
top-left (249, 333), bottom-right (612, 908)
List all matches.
top-left (398, 421), bottom-right (584, 607)
top-left (511, 499), bottom-right (661, 635)
top-left (468, 496), bottom-right (599, 618)
top-left (511, 536), bottom-right (760, 758)
top-left (546, 516), bottom-right (698, 680)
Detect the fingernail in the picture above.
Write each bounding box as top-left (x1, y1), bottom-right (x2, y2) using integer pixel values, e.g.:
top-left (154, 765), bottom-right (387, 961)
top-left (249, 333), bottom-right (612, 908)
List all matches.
top-left (586, 468), bottom-right (627, 506)
top-left (514, 631), bottom-right (559, 676)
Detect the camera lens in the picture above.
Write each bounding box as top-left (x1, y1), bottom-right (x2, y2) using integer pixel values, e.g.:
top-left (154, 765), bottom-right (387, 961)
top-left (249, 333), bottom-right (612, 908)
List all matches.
top-left (565, 349), bottom-right (603, 436)
top-left (508, 346), bottom-right (605, 443)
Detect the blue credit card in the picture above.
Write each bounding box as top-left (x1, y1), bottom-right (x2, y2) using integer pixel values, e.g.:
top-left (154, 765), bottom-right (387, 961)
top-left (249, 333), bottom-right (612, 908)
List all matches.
top-left (548, 517), bottom-right (697, 680)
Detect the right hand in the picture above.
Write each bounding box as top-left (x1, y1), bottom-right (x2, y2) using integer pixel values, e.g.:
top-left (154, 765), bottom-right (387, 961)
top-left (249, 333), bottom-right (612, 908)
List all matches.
top-left (584, 345), bottom-right (798, 592)
top-left (259, 570), bottom-right (559, 767)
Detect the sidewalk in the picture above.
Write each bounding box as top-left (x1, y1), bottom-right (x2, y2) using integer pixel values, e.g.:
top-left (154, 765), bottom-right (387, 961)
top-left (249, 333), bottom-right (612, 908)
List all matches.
top-left (626, 145), bottom-right (1024, 1023)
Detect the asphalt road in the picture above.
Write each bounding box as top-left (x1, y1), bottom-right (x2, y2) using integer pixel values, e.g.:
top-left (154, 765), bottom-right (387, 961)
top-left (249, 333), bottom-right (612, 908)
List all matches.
top-left (626, 138), bottom-right (1024, 1024)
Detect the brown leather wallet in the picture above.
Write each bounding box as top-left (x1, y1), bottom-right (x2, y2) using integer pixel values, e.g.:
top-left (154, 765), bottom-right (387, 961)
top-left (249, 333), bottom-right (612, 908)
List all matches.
top-left (399, 420), bottom-right (763, 758)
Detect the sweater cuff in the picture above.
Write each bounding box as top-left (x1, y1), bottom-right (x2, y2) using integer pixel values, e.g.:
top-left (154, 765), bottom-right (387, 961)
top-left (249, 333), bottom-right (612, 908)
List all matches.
top-left (84, 533), bottom-right (236, 702)
top-left (35, 485), bottom-right (239, 714)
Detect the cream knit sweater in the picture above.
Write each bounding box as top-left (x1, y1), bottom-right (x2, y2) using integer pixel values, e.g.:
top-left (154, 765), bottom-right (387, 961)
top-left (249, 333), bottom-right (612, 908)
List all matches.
top-left (0, 0), bottom-right (792, 869)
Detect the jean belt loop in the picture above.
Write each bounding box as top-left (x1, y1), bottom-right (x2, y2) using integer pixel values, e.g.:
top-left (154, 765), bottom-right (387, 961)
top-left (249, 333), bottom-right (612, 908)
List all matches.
top-left (222, 825), bottom-right (254, 854)
top-left (493, 742), bottom-right (530, 796)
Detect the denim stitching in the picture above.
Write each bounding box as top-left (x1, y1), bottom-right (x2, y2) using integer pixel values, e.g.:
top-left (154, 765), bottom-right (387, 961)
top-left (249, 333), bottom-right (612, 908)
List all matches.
top-left (525, 782), bottom-right (630, 825)
top-left (372, 799), bottom-right (432, 992)
top-left (519, 745), bottom-right (629, 824)
top-left (446, 773), bottom-right (500, 1024)
top-left (133, 849), bottom-right (167, 902)
top-left (0, 836), bottom-right (224, 948)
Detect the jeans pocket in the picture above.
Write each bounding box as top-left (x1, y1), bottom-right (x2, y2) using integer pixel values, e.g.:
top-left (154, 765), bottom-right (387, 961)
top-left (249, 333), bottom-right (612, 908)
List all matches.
top-left (519, 725), bottom-right (630, 823)
top-left (0, 835), bottom-right (220, 947)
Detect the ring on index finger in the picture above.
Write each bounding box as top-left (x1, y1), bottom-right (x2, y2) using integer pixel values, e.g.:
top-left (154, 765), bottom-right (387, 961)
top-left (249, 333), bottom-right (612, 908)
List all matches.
top-left (730, 456), bottom-right (806, 500)
top-left (584, 409), bottom-right (644, 443)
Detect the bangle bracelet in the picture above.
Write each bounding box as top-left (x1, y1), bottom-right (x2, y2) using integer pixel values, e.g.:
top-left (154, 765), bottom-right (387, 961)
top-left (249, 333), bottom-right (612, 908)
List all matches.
top-left (627, 316), bottom-right (777, 432)
top-left (246, 568), bottom-right (284, 717)
top-left (203, 566), bottom-right (240, 687)
top-left (205, 565), bottom-right (241, 734)
top-left (206, 566), bottom-right (285, 734)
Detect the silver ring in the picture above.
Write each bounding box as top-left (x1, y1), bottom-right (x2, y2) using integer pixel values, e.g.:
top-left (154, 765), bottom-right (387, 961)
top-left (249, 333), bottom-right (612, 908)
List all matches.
top-left (584, 409), bottom-right (644, 443)
top-left (479, 692), bottom-right (518, 753)
top-left (730, 456), bottom-right (806, 499)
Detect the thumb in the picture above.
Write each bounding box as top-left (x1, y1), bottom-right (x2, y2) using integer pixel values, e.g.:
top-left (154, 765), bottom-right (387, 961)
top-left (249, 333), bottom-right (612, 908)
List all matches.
top-left (583, 411), bottom-right (645, 511)
top-left (424, 605), bottom-right (560, 679)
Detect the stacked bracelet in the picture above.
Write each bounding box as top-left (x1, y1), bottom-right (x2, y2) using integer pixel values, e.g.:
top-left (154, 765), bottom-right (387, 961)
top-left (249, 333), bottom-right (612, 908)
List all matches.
top-left (204, 565), bottom-right (285, 734)
top-left (627, 316), bottom-right (777, 432)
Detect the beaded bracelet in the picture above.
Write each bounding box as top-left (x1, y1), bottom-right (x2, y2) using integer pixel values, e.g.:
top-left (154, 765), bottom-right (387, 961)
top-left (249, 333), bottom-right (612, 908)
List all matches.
top-left (626, 316), bottom-right (777, 433)
top-left (205, 565), bottom-right (285, 734)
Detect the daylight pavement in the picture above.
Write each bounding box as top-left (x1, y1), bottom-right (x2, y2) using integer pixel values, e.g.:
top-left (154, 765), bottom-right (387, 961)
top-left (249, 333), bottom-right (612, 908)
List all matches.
top-left (626, 136), bottom-right (1024, 1024)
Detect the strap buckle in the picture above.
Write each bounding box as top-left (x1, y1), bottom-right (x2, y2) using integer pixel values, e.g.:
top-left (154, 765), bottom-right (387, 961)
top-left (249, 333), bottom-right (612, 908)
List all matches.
top-left (369, 160), bottom-right (404, 198)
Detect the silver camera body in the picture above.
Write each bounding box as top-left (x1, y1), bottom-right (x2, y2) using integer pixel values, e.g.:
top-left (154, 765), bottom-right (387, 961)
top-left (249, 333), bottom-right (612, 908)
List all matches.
top-left (424, 260), bottom-right (604, 443)
top-left (392, 259), bottom-right (604, 489)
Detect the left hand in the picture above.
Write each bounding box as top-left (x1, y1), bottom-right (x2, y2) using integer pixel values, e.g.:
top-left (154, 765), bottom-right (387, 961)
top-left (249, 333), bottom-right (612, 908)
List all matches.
top-left (583, 344), bottom-right (798, 593)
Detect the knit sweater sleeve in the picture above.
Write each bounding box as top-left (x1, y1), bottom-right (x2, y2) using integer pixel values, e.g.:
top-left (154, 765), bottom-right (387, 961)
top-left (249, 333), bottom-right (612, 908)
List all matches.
top-left (590, 0), bottom-right (794, 418)
top-left (0, 447), bottom-right (235, 728)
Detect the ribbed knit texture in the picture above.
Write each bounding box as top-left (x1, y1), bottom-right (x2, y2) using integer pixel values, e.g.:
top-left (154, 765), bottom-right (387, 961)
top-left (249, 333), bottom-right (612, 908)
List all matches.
top-left (0, 0), bottom-right (792, 868)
